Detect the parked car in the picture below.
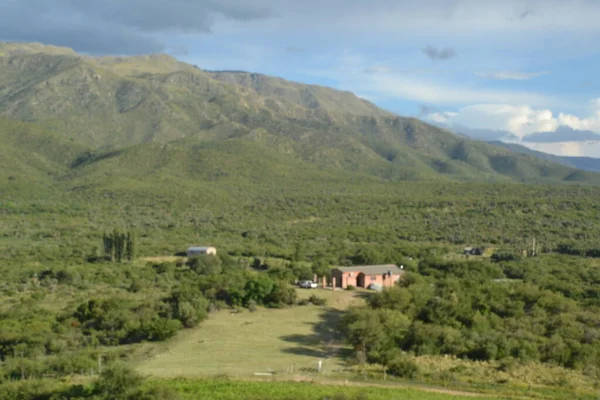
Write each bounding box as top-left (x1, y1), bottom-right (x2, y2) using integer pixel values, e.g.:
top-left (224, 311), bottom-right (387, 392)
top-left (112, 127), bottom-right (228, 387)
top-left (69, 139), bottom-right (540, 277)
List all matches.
top-left (298, 280), bottom-right (318, 289)
top-left (367, 283), bottom-right (383, 292)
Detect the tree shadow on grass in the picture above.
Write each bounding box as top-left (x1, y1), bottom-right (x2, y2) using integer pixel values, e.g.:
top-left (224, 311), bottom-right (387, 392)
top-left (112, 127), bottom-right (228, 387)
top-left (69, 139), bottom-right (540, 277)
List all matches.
top-left (279, 307), bottom-right (348, 360)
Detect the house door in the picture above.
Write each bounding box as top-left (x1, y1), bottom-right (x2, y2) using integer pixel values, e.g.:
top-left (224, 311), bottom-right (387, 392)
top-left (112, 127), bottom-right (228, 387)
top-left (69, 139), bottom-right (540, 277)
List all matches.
top-left (357, 273), bottom-right (366, 288)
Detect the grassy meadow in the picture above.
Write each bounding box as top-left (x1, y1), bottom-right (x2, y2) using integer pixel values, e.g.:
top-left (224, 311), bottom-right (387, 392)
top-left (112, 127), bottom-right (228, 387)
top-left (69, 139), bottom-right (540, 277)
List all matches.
top-left (136, 289), bottom-right (361, 377)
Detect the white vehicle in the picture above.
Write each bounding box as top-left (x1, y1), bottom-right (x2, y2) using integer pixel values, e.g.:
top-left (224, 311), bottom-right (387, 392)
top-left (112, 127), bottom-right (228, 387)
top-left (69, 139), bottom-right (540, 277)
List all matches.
top-left (298, 280), bottom-right (318, 289)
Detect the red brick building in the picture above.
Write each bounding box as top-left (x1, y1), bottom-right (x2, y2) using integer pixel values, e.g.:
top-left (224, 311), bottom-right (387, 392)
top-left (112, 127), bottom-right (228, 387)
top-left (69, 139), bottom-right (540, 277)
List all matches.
top-left (331, 264), bottom-right (404, 289)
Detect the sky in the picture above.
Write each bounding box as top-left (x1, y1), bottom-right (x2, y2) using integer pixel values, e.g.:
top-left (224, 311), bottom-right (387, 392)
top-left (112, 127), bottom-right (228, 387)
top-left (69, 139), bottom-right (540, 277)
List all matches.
top-left (2, 0), bottom-right (600, 156)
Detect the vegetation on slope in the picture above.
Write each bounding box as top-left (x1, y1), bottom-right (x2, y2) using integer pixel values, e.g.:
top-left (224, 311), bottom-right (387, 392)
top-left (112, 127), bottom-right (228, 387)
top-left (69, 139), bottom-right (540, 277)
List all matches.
top-left (1, 42), bottom-right (599, 184)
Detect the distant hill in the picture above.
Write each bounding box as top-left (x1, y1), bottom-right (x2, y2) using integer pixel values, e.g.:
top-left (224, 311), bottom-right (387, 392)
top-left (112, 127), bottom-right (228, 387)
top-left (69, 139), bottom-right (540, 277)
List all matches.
top-left (487, 141), bottom-right (600, 172)
top-left (523, 126), bottom-right (600, 143)
top-left (1, 42), bottom-right (600, 186)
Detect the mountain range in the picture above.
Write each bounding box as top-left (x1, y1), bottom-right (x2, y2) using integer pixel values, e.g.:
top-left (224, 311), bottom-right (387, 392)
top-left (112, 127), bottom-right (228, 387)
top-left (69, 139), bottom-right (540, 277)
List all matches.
top-left (1, 41), bottom-right (600, 189)
top-left (486, 141), bottom-right (600, 172)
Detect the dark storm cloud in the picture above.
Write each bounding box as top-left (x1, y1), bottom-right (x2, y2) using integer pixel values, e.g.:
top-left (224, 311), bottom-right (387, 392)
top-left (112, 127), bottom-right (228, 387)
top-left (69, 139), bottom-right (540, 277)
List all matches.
top-left (0, 0), bottom-right (272, 54)
top-left (421, 45), bottom-right (456, 61)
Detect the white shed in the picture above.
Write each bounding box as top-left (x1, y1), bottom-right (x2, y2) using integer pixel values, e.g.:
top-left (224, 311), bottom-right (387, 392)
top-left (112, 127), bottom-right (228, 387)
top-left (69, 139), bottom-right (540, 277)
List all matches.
top-left (186, 246), bottom-right (217, 257)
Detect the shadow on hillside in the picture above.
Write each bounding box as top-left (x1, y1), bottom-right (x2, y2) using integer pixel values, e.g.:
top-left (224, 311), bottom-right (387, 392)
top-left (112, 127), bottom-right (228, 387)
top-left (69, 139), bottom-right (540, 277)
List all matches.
top-left (280, 307), bottom-right (349, 360)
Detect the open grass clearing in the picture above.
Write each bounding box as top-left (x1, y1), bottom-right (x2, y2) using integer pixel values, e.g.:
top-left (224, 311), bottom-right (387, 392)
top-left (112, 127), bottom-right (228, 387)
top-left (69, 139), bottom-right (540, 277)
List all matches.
top-left (136, 289), bottom-right (363, 378)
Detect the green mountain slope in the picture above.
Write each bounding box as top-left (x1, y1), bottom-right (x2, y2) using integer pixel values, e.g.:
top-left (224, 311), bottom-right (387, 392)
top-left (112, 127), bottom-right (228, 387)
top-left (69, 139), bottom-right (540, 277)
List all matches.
top-left (1, 42), bottom-right (600, 185)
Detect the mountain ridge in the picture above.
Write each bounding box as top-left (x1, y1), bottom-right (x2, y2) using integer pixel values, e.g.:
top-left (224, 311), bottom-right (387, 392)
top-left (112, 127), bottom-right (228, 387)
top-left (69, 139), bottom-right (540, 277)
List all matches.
top-left (1, 41), bottom-right (600, 185)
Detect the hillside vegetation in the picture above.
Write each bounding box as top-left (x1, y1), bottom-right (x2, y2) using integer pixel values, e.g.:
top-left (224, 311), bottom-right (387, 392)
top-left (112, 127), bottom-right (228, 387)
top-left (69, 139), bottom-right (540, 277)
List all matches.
top-left (1, 42), bottom-right (599, 184)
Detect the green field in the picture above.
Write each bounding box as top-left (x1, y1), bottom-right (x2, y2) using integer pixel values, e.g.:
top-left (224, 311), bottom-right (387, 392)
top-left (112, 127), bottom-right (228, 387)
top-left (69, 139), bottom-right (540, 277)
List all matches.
top-left (137, 289), bottom-right (361, 377)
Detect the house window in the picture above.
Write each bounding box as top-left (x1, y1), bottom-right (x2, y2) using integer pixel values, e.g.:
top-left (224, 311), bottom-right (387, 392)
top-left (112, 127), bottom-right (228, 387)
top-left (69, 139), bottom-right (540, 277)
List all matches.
top-left (370, 276), bottom-right (376, 281)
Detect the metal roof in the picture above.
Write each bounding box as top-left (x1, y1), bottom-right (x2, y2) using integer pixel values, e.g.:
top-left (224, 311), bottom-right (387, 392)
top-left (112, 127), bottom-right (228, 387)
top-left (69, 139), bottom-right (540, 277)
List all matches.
top-left (333, 264), bottom-right (403, 275)
top-left (187, 246), bottom-right (215, 251)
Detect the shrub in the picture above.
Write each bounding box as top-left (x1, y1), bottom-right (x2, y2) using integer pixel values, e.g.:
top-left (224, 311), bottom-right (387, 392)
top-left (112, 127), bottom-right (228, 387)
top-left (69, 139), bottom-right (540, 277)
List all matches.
top-left (491, 251), bottom-right (521, 263)
top-left (346, 285), bottom-right (356, 291)
top-left (265, 282), bottom-right (298, 307)
top-left (93, 363), bottom-right (144, 398)
top-left (388, 357), bottom-right (419, 379)
top-left (175, 302), bottom-right (199, 328)
top-left (187, 255), bottom-right (222, 275)
top-left (247, 299), bottom-right (258, 312)
top-left (146, 318), bottom-right (182, 341)
top-left (308, 294), bottom-right (327, 306)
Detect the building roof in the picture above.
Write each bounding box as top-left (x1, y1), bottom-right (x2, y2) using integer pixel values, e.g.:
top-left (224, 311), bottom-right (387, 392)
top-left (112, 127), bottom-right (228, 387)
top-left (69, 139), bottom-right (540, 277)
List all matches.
top-left (187, 246), bottom-right (215, 251)
top-left (333, 264), bottom-right (403, 275)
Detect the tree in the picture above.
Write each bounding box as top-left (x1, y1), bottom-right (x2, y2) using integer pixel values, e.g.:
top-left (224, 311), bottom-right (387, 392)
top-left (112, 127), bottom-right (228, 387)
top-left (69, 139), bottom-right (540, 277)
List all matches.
top-left (188, 255), bottom-right (222, 275)
top-left (293, 243), bottom-right (306, 262)
top-left (312, 259), bottom-right (330, 279)
top-left (102, 229), bottom-right (135, 263)
top-left (113, 229), bottom-right (126, 263)
top-left (103, 232), bottom-right (114, 261)
top-left (125, 231), bottom-right (136, 262)
top-left (244, 275), bottom-right (276, 305)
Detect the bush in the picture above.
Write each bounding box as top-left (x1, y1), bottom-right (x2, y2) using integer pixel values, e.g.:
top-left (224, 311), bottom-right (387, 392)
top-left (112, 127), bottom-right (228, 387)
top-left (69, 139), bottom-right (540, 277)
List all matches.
top-left (145, 318), bottom-right (182, 341)
top-left (491, 251), bottom-right (521, 263)
top-left (93, 363), bottom-right (144, 398)
top-left (187, 255), bottom-right (222, 275)
top-left (388, 357), bottom-right (419, 379)
top-left (308, 294), bottom-right (327, 306)
top-left (176, 301), bottom-right (200, 328)
top-left (346, 285), bottom-right (356, 291)
top-left (247, 299), bottom-right (258, 312)
top-left (265, 282), bottom-right (298, 307)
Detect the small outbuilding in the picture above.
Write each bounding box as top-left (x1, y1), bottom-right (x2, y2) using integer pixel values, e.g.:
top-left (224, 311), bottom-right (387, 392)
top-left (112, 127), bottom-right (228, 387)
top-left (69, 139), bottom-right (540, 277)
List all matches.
top-left (186, 246), bottom-right (217, 257)
top-left (331, 264), bottom-right (404, 289)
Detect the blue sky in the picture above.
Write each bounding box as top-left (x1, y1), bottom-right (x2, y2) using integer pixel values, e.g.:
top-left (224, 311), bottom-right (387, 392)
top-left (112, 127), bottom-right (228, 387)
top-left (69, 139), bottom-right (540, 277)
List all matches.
top-left (2, 0), bottom-right (600, 155)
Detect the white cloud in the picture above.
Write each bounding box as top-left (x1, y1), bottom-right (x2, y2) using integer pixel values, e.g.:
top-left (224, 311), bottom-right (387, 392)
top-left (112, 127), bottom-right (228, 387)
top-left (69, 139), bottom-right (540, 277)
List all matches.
top-left (476, 71), bottom-right (549, 80)
top-left (307, 55), bottom-right (558, 108)
top-left (358, 71), bottom-right (555, 107)
top-left (427, 98), bottom-right (600, 140)
top-left (453, 104), bottom-right (558, 138)
top-left (557, 99), bottom-right (600, 132)
top-left (523, 142), bottom-right (600, 157)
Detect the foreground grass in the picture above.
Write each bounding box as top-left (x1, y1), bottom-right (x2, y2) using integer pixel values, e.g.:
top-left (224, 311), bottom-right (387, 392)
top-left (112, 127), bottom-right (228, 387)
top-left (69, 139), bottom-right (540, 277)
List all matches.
top-left (161, 378), bottom-right (502, 400)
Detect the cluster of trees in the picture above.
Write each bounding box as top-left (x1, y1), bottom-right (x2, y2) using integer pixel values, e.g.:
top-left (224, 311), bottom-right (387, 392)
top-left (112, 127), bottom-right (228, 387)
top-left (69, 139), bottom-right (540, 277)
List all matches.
top-left (556, 243), bottom-right (600, 258)
top-left (0, 253), bottom-right (305, 384)
top-left (342, 256), bottom-right (600, 374)
top-left (102, 229), bottom-right (136, 262)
